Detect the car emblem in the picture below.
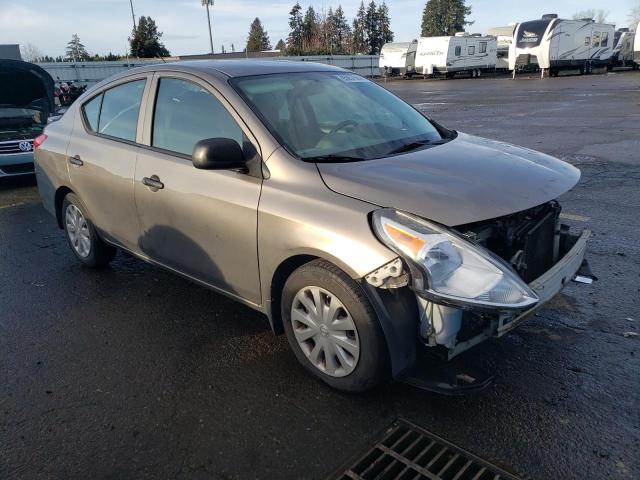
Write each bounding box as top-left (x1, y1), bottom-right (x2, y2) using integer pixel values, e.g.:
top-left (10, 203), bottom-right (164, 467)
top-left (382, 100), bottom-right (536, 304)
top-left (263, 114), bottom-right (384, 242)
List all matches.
top-left (19, 141), bottom-right (33, 152)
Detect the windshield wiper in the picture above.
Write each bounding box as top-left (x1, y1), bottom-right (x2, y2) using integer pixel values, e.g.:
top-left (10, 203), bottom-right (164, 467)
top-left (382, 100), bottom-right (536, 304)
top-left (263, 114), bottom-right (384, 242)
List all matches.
top-left (304, 154), bottom-right (366, 163)
top-left (388, 138), bottom-right (448, 155)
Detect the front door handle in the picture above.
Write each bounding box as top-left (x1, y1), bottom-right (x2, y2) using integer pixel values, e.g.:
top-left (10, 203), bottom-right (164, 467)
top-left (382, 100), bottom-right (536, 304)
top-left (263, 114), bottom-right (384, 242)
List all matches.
top-left (142, 175), bottom-right (164, 191)
top-left (69, 155), bottom-right (83, 166)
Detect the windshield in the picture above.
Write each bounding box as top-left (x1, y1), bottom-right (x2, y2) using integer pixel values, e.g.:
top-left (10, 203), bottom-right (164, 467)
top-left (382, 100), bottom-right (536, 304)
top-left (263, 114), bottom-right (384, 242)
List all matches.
top-left (516, 20), bottom-right (553, 49)
top-left (231, 72), bottom-right (444, 161)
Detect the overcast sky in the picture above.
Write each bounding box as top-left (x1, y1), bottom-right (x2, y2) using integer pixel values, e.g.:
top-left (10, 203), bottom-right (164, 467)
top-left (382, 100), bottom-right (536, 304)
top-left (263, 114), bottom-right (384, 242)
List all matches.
top-left (0, 0), bottom-right (637, 57)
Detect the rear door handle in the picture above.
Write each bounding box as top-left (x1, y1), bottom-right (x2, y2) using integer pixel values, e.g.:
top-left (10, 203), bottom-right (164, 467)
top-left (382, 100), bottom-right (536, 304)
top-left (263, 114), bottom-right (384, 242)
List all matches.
top-left (142, 175), bottom-right (164, 191)
top-left (69, 155), bottom-right (83, 166)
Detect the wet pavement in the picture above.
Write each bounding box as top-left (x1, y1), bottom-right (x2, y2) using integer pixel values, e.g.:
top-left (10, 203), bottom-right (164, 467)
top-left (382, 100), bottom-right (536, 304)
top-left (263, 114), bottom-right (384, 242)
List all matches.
top-left (1, 71), bottom-right (639, 480)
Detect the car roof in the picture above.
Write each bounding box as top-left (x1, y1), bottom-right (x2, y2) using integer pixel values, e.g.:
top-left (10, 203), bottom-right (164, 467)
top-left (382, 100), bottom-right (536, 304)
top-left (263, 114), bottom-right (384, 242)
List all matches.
top-left (133, 59), bottom-right (345, 78)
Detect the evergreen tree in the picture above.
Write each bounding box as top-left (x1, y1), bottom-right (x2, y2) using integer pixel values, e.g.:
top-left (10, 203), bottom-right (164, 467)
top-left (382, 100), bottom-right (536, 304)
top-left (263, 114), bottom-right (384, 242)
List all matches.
top-left (246, 17), bottom-right (271, 52)
top-left (377, 2), bottom-right (394, 51)
top-left (129, 16), bottom-right (170, 58)
top-left (421, 0), bottom-right (472, 37)
top-left (302, 6), bottom-right (320, 54)
top-left (231, 43), bottom-right (236, 53)
top-left (352, 1), bottom-right (367, 54)
top-left (66, 34), bottom-right (89, 62)
top-left (332, 6), bottom-right (352, 54)
top-left (275, 39), bottom-right (287, 52)
top-left (287, 3), bottom-right (304, 55)
top-left (364, 1), bottom-right (380, 54)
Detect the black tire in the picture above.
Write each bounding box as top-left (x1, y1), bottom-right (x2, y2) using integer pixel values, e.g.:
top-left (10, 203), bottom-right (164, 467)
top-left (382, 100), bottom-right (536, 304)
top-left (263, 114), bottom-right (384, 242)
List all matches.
top-left (62, 193), bottom-right (116, 268)
top-left (281, 259), bottom-right (390, 392)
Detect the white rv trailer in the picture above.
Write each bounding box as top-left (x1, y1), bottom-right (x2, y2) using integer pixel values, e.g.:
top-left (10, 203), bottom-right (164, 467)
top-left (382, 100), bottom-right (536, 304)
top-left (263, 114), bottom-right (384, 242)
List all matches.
top-left (378, 41), bottom-right (417, 77)
top-left (488, 25), bottom-right (516, 70)
top-left (635, 22), bottom-right (640, 65)
top-left (611, 28), bottom-right (637, 68)
top-left (410, 33), bottom-right (497, 78)
top-left (510, 14), bottom-right (615, 76)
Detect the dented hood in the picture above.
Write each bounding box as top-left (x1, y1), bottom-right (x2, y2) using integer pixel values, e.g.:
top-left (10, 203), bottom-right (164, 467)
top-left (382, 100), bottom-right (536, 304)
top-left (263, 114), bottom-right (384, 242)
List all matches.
top-left (317, 133), bottom-right (580, 226)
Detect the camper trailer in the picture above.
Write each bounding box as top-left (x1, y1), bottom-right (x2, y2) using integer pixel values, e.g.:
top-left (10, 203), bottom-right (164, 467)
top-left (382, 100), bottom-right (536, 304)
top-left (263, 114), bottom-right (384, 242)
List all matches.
top-left (410, 33), bottom-right (497, 78)
top-left (635, 22), bottom-right (640, 65)
top-left (510, 14), bottom-right (615, 76)
top-left (488, 25), bottom-right (516, 70)
top-left (379, 41), bottom-right (417, 77)
top-left (611, 28), bottom-right (636, 68)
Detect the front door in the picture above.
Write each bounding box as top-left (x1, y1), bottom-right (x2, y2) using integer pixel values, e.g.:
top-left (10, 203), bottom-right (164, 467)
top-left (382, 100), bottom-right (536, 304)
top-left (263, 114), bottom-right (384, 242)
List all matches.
top-left (67, 77), bottom-right (149, 252)
top-left (134, 75), bottom-right (262, 305)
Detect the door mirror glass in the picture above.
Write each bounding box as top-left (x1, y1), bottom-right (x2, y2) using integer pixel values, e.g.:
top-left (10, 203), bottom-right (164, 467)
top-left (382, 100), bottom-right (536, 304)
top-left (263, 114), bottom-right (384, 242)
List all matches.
top-left (192, 138), bottom-right (246, 170)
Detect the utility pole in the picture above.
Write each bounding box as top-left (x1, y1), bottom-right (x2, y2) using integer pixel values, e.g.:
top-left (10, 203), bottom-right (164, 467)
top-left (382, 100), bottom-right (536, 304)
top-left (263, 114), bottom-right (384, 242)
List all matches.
top-left (202, 0), bottom-right (214, 54)
top-left (129, 0), bottom-right (137, 30)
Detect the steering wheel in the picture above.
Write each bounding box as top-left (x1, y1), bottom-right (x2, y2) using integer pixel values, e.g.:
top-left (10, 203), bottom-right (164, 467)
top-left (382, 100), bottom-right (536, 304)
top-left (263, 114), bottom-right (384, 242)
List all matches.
top-left (326, 120), bottom-right (359, 136)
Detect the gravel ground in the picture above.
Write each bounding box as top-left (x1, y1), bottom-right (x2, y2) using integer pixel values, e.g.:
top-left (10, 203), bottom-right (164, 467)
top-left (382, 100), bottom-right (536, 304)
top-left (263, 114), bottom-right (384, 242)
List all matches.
top-left (1, 71), bottom-right (639, 480)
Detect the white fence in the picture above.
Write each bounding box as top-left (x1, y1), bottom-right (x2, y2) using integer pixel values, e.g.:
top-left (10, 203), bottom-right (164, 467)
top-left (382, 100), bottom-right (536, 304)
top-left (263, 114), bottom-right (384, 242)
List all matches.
top-left (38, 55), bottom-right (381, 85)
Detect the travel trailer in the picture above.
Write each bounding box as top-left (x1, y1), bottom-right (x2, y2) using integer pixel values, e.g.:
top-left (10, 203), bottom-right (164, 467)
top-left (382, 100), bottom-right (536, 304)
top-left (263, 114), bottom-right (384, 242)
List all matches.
top-left (409, 33), bottom-right (497, 78)
top-left (635, 22), bottom-right (640, 65)
top-left (611, 28), bottom-right (636, 68)
top-left (379, 41), bottom-right (417, 77)
top-left (488, 25), bottom-right (516, 70)
top-left (510, 14), bottom-right (615, 76)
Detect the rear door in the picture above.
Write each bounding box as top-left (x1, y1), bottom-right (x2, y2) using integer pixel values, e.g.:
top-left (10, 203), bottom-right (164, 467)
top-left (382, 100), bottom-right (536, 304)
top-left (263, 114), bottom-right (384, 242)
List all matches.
top-left (67, 75), bottom-right (151, 252)
top-left (134, 73), bottom-right (263, 305)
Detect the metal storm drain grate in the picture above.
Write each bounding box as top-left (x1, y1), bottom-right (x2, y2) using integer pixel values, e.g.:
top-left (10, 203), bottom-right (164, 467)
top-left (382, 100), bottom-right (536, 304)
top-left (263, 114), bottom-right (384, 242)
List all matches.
top-left (335, 420), bottom-right (520, 480)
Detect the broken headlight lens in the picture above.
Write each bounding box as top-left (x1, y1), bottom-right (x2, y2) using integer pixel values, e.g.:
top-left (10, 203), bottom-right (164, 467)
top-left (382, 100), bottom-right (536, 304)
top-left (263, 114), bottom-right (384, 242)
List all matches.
top-left (372, 209), bottom-right (539, 310)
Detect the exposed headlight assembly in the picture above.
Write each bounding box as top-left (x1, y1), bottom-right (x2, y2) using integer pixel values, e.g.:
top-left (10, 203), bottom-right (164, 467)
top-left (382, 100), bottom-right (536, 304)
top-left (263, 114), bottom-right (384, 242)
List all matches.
top-left (372, 209), bottom-right (539, 311)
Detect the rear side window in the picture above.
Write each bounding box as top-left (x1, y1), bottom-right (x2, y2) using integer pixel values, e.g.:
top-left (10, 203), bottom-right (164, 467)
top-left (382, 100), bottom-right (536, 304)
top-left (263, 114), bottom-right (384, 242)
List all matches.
top-left (479, 42), bottom-right (487, 53)
top-left (601, 32), bottom-right (609, 47)
top-left (152, 78), bottom-right (243, 156)
top-left (468, 46), bottom-right (475, 55)
top-left (82, 94), bottom-right (102, 132)
top-left (97, 80), bottom-right (146, 142)
top-left (455, 46), bottom-right (461, 56)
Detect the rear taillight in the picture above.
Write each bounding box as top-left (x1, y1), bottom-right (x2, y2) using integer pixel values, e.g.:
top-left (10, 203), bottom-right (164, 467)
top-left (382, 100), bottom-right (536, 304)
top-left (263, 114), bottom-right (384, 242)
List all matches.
top-left (33, 134), bottom-right (48, 150)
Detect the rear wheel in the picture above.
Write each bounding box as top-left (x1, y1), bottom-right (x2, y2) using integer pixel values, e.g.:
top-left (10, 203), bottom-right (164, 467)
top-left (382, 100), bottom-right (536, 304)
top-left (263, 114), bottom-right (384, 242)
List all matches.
top-left (62, 193), bottom-right (116, 268)
top-left (281, 260), bottom-right (389, 392)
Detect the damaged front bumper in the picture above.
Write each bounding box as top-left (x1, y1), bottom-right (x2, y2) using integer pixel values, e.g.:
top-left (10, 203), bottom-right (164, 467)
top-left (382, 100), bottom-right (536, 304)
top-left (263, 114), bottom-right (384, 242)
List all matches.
top-left (420, 229), bottom-right (592, 360)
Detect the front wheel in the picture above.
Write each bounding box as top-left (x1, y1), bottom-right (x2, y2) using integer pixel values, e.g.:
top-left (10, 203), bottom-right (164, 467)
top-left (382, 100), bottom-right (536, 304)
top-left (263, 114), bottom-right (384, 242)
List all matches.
top-left (62, 193), bottom-right (116, 268)
top-left (281, 260), bottom-right (389, 392)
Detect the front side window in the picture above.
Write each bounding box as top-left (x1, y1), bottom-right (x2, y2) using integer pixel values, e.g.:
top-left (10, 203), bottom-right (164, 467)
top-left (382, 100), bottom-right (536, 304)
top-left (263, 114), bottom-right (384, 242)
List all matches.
top-left (592, 32), bottom-right (601, 47)
top-left (82, 93), bottom-right (102, 132)
top-left (479, 42), bottom-right (487, 54)
top-left (455, 46), bottom-right (462, 56)
top-left (152, 78), bottom-right (243, 156)
top-left (468, 46), bottom-right (476, 55)
top-left (98, 80), bottom-right (146, 142)
top-left (231, 72), bottom-right (443, 161)
top-left (601, 32), bottom-right (609, 47)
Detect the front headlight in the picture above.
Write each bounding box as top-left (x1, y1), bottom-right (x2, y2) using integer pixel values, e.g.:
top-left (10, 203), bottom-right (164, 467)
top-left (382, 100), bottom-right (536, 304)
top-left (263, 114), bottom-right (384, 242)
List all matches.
top-left (372, 209), bottom-right (538, 310)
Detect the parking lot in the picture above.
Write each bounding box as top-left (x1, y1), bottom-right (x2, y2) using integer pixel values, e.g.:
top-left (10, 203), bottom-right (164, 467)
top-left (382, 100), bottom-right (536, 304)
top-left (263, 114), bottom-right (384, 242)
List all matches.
top-left (1, 71), bottom-right (639, 480)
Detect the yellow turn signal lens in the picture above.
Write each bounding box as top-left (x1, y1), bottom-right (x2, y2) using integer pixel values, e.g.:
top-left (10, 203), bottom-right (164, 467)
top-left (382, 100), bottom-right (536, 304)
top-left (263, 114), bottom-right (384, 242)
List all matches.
top-left (382, 223), bottom-right (425, 259)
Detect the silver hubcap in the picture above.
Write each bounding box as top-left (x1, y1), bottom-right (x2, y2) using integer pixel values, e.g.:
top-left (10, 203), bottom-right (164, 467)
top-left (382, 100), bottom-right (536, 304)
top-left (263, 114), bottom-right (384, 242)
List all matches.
top-left (65, 204), bottom-right (91, 258)
top-left (291, 286), bottom-right (360, 377)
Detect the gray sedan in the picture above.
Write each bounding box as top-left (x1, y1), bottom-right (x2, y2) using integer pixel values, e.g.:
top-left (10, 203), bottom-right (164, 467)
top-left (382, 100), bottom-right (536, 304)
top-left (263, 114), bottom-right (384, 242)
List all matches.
top-left (34, 61), bottom-right (591, 392)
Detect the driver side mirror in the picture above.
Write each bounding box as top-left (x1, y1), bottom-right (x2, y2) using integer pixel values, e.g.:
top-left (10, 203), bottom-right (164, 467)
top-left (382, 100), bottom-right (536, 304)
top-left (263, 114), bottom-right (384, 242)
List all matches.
top-left (192, 138), bottom-right (246, 170)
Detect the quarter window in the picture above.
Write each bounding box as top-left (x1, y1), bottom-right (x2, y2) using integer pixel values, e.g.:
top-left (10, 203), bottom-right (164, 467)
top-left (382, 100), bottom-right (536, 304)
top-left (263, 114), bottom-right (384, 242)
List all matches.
top-left (97, 80), bottom-right (146, 142)
top-left (601, 32), bottom-right (609, 47)
top-left (592, 32), bottom-right (601, 47)
top-left (152, 78), bottom-right (243, 156)
top-left (82, 94), bottom-right (102, 132)
top-left (468, 46), bottom-right (475, 55)
top-left (455, 46), bottom-right (461, 56)
top-left (479, 42), bottom-right (487, 54)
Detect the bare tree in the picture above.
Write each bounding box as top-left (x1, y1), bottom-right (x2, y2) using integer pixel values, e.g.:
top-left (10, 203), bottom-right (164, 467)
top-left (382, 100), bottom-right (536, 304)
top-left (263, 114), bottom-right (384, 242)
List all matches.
top-left (572, 9), bottom-right (609, 23)
top-left (629, 2), bottom-right (640, 28)
top-left (20, 43), bottom-right (44, 63)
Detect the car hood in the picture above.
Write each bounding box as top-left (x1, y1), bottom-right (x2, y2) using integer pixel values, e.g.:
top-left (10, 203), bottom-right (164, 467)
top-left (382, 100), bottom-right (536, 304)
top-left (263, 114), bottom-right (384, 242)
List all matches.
top-left (317, 132), bottom-right (580, 226)
top-left (0, 59), bottom-right (54, 115)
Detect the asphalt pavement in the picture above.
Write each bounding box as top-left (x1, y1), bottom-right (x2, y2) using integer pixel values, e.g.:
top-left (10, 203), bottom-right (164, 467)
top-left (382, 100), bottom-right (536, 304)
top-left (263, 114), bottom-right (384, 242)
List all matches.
top-left (1, 71), bottom-right (639, 480)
